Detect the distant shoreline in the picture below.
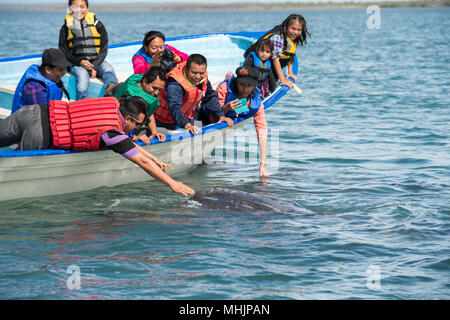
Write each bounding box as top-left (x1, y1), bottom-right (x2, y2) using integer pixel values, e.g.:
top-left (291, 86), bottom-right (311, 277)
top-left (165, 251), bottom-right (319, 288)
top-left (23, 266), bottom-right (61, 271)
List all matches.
top-left (0, 1), bottom-right (449, 12)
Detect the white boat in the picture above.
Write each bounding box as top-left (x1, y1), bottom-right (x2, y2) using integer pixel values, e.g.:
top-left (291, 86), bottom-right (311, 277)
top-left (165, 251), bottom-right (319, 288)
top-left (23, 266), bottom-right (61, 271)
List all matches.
top-left (0, 31), bottom-right (298, 201)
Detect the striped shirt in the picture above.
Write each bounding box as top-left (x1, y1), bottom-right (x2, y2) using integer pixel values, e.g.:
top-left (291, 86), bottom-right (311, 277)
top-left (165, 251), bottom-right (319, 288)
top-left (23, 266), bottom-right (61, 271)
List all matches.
top-left (22, 79), bottom-right (48, 106)
top-left (269, 34), bottom-right (284, 59)
top-left (99, 130), bottom-right (140, 159)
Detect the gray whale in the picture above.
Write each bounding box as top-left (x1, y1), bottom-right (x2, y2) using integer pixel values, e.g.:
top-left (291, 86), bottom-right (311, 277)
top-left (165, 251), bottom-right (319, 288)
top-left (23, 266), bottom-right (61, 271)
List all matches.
top-left (191, 187), bottom-right (313, 214)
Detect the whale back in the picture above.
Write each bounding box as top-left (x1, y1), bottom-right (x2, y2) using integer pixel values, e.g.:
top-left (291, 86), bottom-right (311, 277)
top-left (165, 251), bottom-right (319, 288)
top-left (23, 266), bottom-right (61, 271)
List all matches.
top-left (191, 187), bottom-right (312, 214)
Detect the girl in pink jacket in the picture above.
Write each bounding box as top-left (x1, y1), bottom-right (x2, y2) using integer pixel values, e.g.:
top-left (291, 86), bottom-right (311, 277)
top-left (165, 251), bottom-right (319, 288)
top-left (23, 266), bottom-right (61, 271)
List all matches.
top-left (215, 69), bottom-right (269, 176)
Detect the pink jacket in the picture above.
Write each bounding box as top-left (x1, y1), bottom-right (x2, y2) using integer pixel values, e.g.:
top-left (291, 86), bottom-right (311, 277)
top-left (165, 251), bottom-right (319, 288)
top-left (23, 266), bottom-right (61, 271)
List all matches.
top-left (216, 81), bottom-right (268, 141)
top-left (132, 44), bottom-right (189, 74)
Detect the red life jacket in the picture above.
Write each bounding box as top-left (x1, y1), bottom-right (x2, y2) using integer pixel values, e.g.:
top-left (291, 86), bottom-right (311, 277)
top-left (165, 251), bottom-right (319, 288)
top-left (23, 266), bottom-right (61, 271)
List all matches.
top-left (48, 97), bottom-right (124, 151)
top-left (154, 61), bottom-right (207, 124)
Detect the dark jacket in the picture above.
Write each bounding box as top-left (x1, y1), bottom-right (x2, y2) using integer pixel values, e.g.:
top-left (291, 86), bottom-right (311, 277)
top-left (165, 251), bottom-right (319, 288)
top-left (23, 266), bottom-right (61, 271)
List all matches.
top-left (58, 18), bottom-right (108, 70)
top-left (165, 78), bottom-right (225, 128)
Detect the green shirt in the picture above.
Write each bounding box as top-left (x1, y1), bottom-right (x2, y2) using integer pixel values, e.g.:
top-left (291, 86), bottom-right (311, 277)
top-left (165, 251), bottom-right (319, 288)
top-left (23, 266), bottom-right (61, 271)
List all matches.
top-left (114, 74), bottom-right (160, 116)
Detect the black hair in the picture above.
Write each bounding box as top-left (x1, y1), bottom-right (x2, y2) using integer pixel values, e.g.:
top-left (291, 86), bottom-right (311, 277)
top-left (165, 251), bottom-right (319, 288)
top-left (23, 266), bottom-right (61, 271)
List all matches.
top-left (231, 78), bottom-right (255, 98)
top-left (118, 96), bottom-right (149, 124)
top-left (255, 38), bottom-right (273, 54)
top-left (140, 66), bottom-right (167, 85)
top-left (143, 30), bottom-right (166, 47)
top-left (280, 14), bottom-right (311, 47)
top-left (68, 0), bottom-right (88, 7)
top-left (39, 63), bottom-right (55, 72)
top-left (186, 54), bottom-right (207, 70)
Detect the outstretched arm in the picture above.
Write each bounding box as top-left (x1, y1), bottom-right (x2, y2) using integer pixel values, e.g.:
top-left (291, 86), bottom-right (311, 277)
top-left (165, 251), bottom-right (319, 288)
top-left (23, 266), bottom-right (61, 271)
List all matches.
top-left (253, 104), bottom-right (269, 177)
top-left (134, 143), bottom-right (172, 171)
top-left (258, 136), bottom-right (268, 177)
top-left (272, 57), bottom-right (294, 88)
top-left (286, 60), bottom-right (297, 82)
top-left (100, 130), bottom-right (194, 195)
top-left (128, 151), bottom-right (195, 196)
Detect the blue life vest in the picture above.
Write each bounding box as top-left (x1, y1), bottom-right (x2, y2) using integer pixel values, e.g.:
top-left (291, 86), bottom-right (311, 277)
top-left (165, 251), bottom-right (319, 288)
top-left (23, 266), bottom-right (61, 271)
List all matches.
top-left (249, 51), bottom-right (271, 70)
top-left (133, 45), bottom-right (173, 65)
top-left (12, 64), bottom-right (63, 113)
top-left (242, 52), bottom-right (271, 86)
top-left (221, 77), bottom-right (261, 118)
top-left (133, 46), bottom-right (154, 64)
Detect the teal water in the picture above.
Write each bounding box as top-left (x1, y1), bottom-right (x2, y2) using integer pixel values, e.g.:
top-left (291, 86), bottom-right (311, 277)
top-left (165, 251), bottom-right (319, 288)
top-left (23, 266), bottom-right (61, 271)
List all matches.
top-left (0, 8), bottom-right (449, 299)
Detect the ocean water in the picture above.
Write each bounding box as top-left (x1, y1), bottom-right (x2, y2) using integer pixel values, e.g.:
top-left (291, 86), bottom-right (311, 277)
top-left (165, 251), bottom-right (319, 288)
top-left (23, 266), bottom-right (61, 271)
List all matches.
top-left (0, 8), bottom-right (449, 299)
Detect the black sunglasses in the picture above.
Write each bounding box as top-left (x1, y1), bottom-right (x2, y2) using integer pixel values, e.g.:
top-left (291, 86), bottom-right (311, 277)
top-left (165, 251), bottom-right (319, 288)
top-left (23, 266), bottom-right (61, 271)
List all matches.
top-left (130, 116), bottom-right (146, 128)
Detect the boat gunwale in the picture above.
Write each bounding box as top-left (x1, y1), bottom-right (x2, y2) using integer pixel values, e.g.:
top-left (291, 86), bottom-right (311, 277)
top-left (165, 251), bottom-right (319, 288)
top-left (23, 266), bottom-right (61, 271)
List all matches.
top-left (0, 31), bottom-right (265, 63)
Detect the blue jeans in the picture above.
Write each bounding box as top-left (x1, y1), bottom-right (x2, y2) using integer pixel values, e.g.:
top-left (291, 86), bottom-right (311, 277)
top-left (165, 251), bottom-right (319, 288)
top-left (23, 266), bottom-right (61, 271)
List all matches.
top-left (71, 61), bottom-right (118, 100)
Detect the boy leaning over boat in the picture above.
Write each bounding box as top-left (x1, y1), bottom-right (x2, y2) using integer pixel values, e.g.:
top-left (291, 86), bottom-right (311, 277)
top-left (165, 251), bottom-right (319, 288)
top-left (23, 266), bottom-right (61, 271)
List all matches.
top-left (0, 96), bottom-right (195, 196)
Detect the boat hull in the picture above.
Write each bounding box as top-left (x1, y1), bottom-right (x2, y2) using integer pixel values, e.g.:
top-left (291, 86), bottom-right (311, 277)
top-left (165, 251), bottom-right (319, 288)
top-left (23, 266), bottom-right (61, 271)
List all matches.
top-left (0, 118), bottom-right (250, 201)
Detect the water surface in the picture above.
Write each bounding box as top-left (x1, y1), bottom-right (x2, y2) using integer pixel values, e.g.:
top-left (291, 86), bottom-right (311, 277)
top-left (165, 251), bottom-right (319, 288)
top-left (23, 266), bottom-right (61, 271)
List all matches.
top-left (0, 8), bottom-right (449, 299)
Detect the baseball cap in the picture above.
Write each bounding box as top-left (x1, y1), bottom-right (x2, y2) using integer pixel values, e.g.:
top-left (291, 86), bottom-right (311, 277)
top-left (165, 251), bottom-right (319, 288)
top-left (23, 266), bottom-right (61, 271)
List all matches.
top-left (42, 48), bottom-right (72, 69)
top-left (235, 66), bottom-right (258, 86)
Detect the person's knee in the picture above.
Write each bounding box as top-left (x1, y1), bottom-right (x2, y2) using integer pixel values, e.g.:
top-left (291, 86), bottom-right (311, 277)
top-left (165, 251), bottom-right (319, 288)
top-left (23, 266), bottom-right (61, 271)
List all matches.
top-left (99, 61), bottom-right (115, 74)
top-left (18, 118), bottom-right (44, 150)
top-left (75, 73), bottom-right (90, 92)
top-left (99, 62), bottom-right (118, 84)
top-left (72, 67), bottom-right (90, 84)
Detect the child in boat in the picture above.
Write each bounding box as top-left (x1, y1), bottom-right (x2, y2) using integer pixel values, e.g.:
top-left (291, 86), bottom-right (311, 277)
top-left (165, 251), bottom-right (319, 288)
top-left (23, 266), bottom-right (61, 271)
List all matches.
top-left (59, 0), bottom-right (118, 100)
top-left (236, 38), bottom-right (273, 97)
top-left (215, 69), bottom-right (269, 177)
top-left (244, 14), bottom-right (310, 93)
top-left (132, 30), bottom-right (189, 74)
top-left (113, 66), bottom-right (167, 144)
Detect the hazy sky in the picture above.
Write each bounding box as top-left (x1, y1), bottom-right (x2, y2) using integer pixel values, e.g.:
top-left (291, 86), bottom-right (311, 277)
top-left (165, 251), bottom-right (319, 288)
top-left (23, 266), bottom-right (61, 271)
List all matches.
top-left (0, 0), bottom-right (389, 4)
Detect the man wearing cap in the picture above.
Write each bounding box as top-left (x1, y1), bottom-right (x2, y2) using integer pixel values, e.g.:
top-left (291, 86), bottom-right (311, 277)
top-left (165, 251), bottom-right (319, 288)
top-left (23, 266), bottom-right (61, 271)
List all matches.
top-left (153, 54), bottom-right (234, 134)
top-left (12, 48), bottom-right (71, 113)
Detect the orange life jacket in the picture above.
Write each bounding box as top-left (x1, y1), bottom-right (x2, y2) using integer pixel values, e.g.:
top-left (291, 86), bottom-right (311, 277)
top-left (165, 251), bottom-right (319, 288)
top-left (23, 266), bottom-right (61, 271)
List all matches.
top-left (154, 61), bottom-right (207, 124)
top-left (49, 97), bottom-right (124, 151)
